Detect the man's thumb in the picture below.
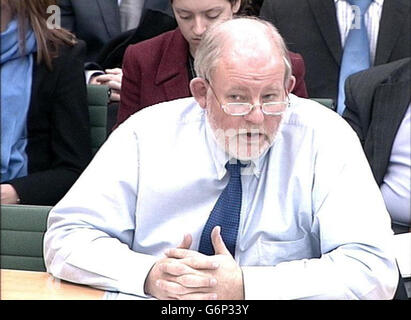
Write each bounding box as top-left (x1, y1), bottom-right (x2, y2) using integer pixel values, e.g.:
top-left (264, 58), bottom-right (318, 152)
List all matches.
top-left (211, 226), bottom-right (231, 255)
top-left (177, 233), bottom-right (192, 249)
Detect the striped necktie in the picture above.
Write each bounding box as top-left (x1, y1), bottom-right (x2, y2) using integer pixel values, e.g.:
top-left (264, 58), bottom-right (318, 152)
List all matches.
top-left (337, 0), bottom-right (373, 115)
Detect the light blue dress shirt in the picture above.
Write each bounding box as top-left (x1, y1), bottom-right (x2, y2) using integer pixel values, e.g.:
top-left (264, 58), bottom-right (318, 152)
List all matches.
top-left (44, 95), bottom-right (398, 299)
top-left (380, 104), bottom-right (411, 228)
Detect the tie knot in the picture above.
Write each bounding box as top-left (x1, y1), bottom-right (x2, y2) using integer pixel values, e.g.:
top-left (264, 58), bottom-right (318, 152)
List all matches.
top-left (225, 161), bottom-right (246, 177)
top-left (346, 0), bottom-right (373, 13)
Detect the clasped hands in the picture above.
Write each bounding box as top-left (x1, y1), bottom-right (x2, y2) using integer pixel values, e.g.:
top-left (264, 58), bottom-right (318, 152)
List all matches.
top-left (144, 226), bottom-right (244, 300)
top-left (90, 68), bottom-right (122, 102)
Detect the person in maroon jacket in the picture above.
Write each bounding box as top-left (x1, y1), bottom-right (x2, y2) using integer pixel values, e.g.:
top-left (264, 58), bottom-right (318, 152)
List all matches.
top-left (116, 0), bottom-right (308, 127)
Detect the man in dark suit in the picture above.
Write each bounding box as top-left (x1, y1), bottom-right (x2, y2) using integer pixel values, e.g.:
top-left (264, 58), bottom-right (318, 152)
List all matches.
top-left (94, 8), bottom-right (177, 132)
top-left (96, 9), bottom-right (177, 71)
top-left (58, 0), bottom-right (173, 62)
top-left (58, 0), bottom-right (175, 131)
top-left (343, 58), bottom-right (410, 299)
top-left (259, 0), bottom-right (410, 103)
top-left (343, 57), bottom-right (410, 235)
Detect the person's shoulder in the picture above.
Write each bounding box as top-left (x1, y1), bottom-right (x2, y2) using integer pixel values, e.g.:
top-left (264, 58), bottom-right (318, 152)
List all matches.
top-left (122, 28), bottom-right (187, 71)
top-left (55, 39), bottom-right (86, 60)
top-left (349, 57), bottom-right (411, 84)
top-left (288, 51), bottom-right (305, 69)
top-left (285, 95), bottom-right (352, 136)
top-left (344, 57), bottom-right (411, 104)
top-left (42, 39), bottom-right (86, 72)
top-left (118, 97), bottom-right (203, 133)
top-left (126, 28), bottom-right (181, 55)
top-left (282, 96), bottom-right (361, 155)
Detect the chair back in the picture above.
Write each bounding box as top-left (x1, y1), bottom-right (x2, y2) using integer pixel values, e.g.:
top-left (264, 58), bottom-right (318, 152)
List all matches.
top-left (310, 98), bottom-right (336, 111)
top-left (1, 204), bottom-right (52, 271)
top-left (87, 84), bottom-right (109, 155)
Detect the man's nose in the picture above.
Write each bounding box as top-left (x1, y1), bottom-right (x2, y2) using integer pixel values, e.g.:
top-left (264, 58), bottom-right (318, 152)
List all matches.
top-left (243, 105), bottom-right (265, 125)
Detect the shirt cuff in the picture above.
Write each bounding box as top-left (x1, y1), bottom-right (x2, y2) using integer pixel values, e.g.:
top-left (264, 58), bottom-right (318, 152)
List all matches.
top-left (85, 70), bottom-right (105, 84)
top-left (117, 252), bottom-right (158, 298)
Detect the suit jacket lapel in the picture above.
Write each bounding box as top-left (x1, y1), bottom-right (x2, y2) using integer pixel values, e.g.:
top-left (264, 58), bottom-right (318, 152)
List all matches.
top-left (364, 80), bottom-right (410, 184)
top-left (374, 0), bottom-right (408, 65)
top-left (307, 0), bottom-right (342, 65)
top-left (96, 0), bottom-right (121, 38)
top-left (155, 29), bottom-right (191, 100)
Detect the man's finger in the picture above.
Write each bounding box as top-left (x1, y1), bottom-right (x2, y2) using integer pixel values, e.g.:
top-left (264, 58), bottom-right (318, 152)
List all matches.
top-left (183, 256), bottom-right (220, 270)
top-left (176, 274), bottom-right (217, 288)
top-left (156, 278), bottom-right (217, 300)
top-left (176, 292), bottom-right (218, 300)
top-left (105, 68), bottom-right (122, 74)
top-left (159, 261), bottom-right (195, 276)
top-left (165, 249), bottom-right (220, 270)
top-left (109, 92), bottom-right (120, 102)
top-left (93, 74), bottom-right (114, 82)
top-left (165, 248), bottom-right (198, 259)
top-left (177, 234), bottom-right (192, 249)
top-left (156, 279), bottom-right (200, 296)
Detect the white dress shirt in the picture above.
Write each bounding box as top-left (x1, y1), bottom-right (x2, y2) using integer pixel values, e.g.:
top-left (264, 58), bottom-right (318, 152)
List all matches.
top-left (335, 0), bottom-right (384, 64)
top-left (119, 0), bottom-right (145, 32)
top-left (44, 95), bottom-right (398, 300)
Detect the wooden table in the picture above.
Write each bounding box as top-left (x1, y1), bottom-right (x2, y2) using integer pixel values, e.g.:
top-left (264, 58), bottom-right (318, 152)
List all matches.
top-left (0, 269), bottom-right (105, 300)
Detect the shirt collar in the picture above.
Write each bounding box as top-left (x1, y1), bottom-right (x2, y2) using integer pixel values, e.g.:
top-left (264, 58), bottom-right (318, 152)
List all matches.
top-left (204, 116), bottom-right (268, 180)
top-left (334, 0), bottom-right (383, 5)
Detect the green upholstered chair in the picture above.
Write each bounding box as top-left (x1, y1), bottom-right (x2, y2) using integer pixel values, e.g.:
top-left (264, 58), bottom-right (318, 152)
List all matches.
top-left (87, 84), bottom-right (110, 156)
top-left (310, 98), bottom-right (336, 111)
top-left (1, 204), bottom-right (52, 271)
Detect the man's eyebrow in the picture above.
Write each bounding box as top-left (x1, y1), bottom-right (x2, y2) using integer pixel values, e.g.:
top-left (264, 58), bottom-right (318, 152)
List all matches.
top-left (226, 85), bottom-right (282, 92)
top-left (264, 87), bottom-right (282, 93)
top-left (224, 85), bottom-right (249, 92)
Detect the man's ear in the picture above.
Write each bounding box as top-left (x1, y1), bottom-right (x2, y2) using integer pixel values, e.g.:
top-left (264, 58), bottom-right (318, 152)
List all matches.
top-left (286, 75), bottom-right (296, 94)
top-left (190, 77), bottom-right (208, 109)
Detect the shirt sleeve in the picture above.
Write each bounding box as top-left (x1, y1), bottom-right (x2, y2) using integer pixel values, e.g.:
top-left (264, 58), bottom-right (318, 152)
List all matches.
top-left (43, 119), bottom-right (157, 298)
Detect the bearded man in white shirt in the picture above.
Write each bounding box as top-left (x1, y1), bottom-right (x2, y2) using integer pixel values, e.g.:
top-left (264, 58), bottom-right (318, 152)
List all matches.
top-left (44, 17), bottom-right (398, 300)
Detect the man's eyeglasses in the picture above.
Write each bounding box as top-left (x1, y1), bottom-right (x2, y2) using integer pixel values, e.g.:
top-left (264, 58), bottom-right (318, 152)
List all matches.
top-left (206, 80), bottom-right (290, 116)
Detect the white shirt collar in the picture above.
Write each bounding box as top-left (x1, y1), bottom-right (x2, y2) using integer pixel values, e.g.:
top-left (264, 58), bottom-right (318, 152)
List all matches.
top-left (334, 0), bottom-right (383, 6)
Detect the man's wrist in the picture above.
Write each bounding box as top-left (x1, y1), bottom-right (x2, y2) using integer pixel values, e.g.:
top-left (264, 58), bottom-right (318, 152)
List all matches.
top-left (85, 70), bottom-right (105, 84)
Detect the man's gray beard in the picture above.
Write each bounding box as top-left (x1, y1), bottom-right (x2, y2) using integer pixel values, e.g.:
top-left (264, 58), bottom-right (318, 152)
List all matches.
top-left (212, 127), bottom-right (275, 161)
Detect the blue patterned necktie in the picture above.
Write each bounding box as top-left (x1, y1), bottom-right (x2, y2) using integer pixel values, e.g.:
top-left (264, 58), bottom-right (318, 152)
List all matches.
top-left (198, 161), bottom-right (245, 257)
top-left (337, 0), bottom-right (373, 115)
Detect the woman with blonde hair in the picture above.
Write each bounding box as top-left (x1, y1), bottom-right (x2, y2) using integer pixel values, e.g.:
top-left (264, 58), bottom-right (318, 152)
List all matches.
top-left (1, 0), bottom-right (92, 205)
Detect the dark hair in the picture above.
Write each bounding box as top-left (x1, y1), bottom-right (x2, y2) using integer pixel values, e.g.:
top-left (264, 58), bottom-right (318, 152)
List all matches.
top-left (169, 1), bottom-right (259, 17)
top-left (6, 0), bottom-right (77, 70)
top-left (237, 0), bottom-right (263, 16)
top-left (170, 0), bottom-right (241, 7)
